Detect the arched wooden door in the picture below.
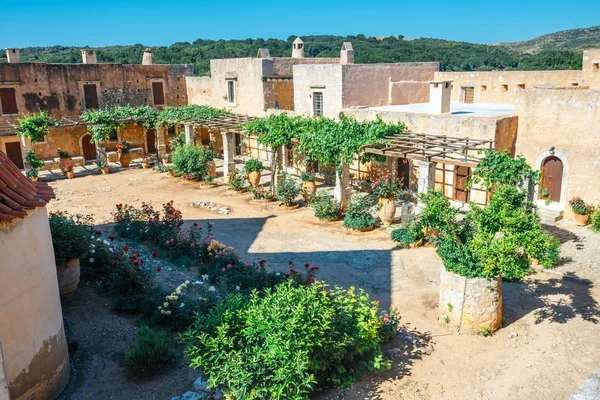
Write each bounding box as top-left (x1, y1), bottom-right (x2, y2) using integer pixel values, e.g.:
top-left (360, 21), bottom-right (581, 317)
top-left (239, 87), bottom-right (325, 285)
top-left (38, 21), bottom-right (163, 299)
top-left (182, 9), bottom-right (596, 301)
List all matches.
top-left (146, 129), bottom-right (157, 153)
top-left (453, 165), bottom-right (471, 202)
top-left (540, 156), bottom-right (563, 202)
top-left (82, 134), bottom-right (96, 160)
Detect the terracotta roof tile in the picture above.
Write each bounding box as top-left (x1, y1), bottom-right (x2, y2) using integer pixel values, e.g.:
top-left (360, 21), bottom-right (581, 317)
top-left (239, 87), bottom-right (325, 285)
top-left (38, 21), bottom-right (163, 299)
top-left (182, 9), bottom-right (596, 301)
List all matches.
top-left (0, 151), bottom-right (54, 221)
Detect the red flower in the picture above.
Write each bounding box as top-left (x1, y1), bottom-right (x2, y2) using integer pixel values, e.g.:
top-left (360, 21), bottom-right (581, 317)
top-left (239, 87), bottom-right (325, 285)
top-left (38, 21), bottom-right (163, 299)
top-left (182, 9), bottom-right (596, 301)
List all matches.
top-left (152, 250), bottom-right (158, 258)
top-left (193, 222), bottom-right (198, 227)
top-left (133, 261), bottom-right (139, 267)
top-left (227, 264), bottom-right (232, 269)
top-left (244, 264), bottom-right (249, 268)
top-left (375, 300), bottom-right (380, 305)
top-left (123, 246), bottom-right (129, 252)
top-left (306, 276), bottom-right (312, 283)
top-left (290, 268), bottom-right (296, 273)
top-left (259, 260), bottom-right (266, 265)
top-left (350, 368), bottom-right (355, 373)
top-left (157, 266), bottom-right (162, 272)
top-left (140, 259), bottom-right (145, 265)
top-left (382, 314), bottom-right (389, 323)
top-left (130, 255), bottom-right (137, 261)
top-left (310, 266), bottom-right (320, 271)
top-left (289, 261), bottom-right (294, 265)
top-left (284, 274), bottom-right (290, 278)
top-left (95, 230), bottom-right (102, 236)
top-left (433, 231), bottom-right (438, 237)
top-left (109, 235), bottom-right (115, 241)
top-left (304, 263), bottom-right (310, 268)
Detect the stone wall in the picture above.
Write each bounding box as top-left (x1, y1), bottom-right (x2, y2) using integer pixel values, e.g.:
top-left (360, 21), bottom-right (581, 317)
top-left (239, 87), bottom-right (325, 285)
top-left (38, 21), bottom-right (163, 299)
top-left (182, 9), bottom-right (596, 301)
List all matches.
top-left (0, 206), bottom-right (69, 399)
top-left (293, 64), bottom-right (344, 118)
top-left (263, 80), bottom-right (294, 111)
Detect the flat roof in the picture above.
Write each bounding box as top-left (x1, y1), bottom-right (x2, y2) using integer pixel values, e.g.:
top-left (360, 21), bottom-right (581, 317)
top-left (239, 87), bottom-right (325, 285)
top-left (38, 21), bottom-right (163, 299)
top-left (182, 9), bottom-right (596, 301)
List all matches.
top-left (365, 102), bottom-right (516, 117)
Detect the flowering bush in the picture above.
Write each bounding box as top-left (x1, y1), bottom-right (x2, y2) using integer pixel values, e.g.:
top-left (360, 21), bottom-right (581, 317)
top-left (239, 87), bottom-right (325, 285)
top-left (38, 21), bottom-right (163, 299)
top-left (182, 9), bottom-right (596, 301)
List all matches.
top-left (250, 187), bottom-right (275, 200)
top-left (276, 173), bottom-right (301, 206)
top-left (155, 278), bottom-right (218, 329)
top-left (172, 144), bottom-right (215, 181)
top-left (371, 169), bottom-right (402, 199)
top-left (227, 168), bottom-right (246, 192)
top-left (569, 197), bottom-right (593, 216)
top-left (311, 191), bottom-right (341, 220)
top-left (343, 194), bottom-right (376, 230)
top-left (116, 141), bottom-right (132, 153)
top-left (62, 163), bottom-right (74, 173)
top-left (49, 211), bottom-right (94, 266)
top-left (181, 281), bottom-right (397, 399)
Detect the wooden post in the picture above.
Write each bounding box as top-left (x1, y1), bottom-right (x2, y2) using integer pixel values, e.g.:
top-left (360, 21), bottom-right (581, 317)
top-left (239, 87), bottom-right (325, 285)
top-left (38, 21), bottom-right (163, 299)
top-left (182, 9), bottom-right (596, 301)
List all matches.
top-left (334, 161), bottom-right (350, 210)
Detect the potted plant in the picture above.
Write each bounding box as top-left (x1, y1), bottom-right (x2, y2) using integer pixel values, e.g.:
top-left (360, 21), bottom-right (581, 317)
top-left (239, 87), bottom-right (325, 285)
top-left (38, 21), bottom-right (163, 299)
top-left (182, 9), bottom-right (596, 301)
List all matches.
top-left (161, 154), bottom-right (170, 165)
top-left (202, 147), bottom-right (217, 177)
top-left (27, 168), bottom-right (39, 182)
top-left (300, 171), bottom-right (317, 201)
top-left (372, 170), bottom-right (402, 225)
top-left (116, 141), bottom-right (132, 167)
top-left (63, 163), bottom-right (74, 179)
top-left (57, 148), bottom-right (73, 172)
top-left (49, 211), bottom-right (93, 298)
top-left (343, 194), bottom-right (376, 232)
top-left (251, 187), bottom-right (275, 203)
top-left (276, 173), bottom-right (302, 209)
top-left (227, 168), bottom-right (247, 193)
top-left (245, 159), bottom-right (263, 188)
top-left (141, 156), bottom-right (150, 169)
top-left (97, 161), bottom-right (109, 175)
top-left (311, 191), bottom-right (341, 221)
top-left (569, 197), bottom-right (593, 226)
top-left (391, 227), bottom-right (415, 248)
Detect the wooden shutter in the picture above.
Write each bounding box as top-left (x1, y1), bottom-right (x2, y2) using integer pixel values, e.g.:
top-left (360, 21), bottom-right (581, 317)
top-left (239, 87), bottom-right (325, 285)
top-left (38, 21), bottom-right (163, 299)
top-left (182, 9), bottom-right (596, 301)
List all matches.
top-left (0, 88), bottom-right (19, 114)
top-left (4, 142), bottom-right (24, 169)
top-left (453, 166), bottom-right (471, 202)
top-left (152, 82), bottom-right (165, 105)
top-left (83, 84), bottom-right (99, 109)
top-left (463, 87), bottom-right (474, 104)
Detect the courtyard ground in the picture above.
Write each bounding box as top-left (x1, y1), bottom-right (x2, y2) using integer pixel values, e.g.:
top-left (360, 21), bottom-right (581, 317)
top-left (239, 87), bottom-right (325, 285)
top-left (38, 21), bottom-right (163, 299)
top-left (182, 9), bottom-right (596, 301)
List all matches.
top-left (46, 164), bottom-right (600, 400)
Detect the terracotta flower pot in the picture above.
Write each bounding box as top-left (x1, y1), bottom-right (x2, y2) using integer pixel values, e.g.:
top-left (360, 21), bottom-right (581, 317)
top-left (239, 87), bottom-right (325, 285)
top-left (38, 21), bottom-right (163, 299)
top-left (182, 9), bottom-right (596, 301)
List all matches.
top-left (66, 171), bottom-right (74, 179)
top-left (317, 216), bottom-right (339, 222)
top-left (205, 159), bottom-right (217, 176)
top-left (56, 258), bottom-right (81, 298)
top-left (31, 176), bottom-right (39, 182)
top-left (162, 157), bottom-right (169, 165)
top-left (574, 213), bottom-right (589, 226)
top-left (141, 162), bottom-right (150, 169)
top-left (120, 153), bottom-right (131, 167)
top-left (248, 171), bottom-right (261, 188)
top-left (59, 157), bottom-right (73, 172)
top-left (302, 180), bottom-right (317, 201)
top-left (101, 167), bottom-right (109, 175)
top-left (279, 203), bottom-right (300, 210)
top-left (348, 225), bottom-right (375, 232)
top-left (379, 197), bottom-right (396, 225)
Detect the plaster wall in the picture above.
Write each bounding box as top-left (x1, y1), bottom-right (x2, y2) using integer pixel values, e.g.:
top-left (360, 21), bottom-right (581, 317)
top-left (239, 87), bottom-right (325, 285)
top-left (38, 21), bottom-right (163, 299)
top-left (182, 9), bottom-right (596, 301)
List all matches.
top-left (293, 65), bottom-right (344, 118)
top-left (263, 80), bottom-right (295, 111)
top-left (271, 57), bottom-right (341, 76)
top-left (0, 206), bottom-right (69, 400)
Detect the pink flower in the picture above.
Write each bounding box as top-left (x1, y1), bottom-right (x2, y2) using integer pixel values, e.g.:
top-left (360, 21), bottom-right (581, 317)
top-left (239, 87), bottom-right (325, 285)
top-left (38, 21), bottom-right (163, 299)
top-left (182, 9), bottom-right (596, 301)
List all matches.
top-left (222, 268), bottom-right (226, 272)
top-left (227, 264), bottom-right (232, 269)
top-left (382, 314), bottom-right (389, 323)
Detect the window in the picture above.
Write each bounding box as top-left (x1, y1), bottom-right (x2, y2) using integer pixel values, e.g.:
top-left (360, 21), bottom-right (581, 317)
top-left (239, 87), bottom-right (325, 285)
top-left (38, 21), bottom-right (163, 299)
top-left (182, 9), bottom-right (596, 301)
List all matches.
top-left (313, 92), bottom-right (323, 116)
top-left (83, 84), bottom-right (99, 109)
top-left (571, 82), bottom-right (580, 87)
top-left (152, 82), bottom-right (165, 106)
top-left (481, 84), bottom-right (487, 92)
top-left (226, 79), bottom-right (236, 105)
top-left (461, 87), bottom-right (474, 104)
top-left (501, 84), bottom-right (508, 92)
top-left (0, 88), bottom-right (18, 114)
top-left (517, 83), bottom-right (526, 90)
top-left (593, 63), bottom-right (599, 72)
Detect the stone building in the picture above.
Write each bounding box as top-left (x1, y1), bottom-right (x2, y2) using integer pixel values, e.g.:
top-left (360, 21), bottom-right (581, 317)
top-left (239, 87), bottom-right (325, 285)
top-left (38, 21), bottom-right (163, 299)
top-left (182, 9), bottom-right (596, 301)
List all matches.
top-left (0, 48), bottom-right (193, 168)
top-left (0, 151), bottom-right (69, 400)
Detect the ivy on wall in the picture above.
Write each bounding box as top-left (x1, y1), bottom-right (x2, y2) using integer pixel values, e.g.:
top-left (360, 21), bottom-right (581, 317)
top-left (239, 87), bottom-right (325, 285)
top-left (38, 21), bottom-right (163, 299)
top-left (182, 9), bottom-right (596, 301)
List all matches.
top-left (16, 111), bottom-right (57, 144)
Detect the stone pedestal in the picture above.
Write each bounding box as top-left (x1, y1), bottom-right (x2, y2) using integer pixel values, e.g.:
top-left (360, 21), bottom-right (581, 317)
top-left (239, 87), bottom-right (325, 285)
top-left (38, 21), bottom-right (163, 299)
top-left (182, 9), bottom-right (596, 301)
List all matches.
top-left (95, 141), bottom-right (107, 165)
top-left (333, 162), bottom-right (350, 210)
top-left (221, 131), bottom-right (236, 180)
top-left (416, 160), bottom-right (436, 208)
top-left (438, 265), bottom-right (502, 335)
top-left (184, 125), bottom-right (195, 146)
top-left (19, 136), bottom-right (33, 173)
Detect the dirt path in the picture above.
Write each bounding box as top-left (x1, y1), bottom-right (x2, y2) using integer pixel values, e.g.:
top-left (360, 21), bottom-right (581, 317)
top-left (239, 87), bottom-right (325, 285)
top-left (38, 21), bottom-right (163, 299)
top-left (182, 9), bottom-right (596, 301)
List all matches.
top-left (47, 167), bottom-right (600, 400)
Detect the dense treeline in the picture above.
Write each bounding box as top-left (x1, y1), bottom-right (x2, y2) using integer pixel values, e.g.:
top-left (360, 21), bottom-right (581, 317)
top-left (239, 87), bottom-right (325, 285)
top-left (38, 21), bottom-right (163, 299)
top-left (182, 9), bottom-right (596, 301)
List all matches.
top-left (0, 35), bottom-right (583, 75)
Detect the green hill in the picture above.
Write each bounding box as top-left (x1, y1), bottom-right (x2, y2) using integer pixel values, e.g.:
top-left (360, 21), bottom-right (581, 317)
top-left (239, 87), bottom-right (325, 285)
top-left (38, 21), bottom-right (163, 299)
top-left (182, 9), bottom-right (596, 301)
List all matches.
top-left (499, 25), bottom-right (600, 53)
top-left (0, 33), bottom-right (585, 75)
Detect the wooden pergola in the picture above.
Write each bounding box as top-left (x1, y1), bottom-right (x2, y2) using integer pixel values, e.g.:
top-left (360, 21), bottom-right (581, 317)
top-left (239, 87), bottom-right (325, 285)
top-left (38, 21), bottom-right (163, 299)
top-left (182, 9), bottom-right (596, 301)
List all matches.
top-left (363, 133), bottom-right (494, 167)
top-left (180, 115), bottom-right (255, 133)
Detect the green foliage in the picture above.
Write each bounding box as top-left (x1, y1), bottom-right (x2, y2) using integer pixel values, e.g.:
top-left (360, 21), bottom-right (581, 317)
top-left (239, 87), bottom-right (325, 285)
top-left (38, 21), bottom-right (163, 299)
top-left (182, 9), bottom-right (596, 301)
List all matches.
top-left (391, 228), bottom-right (415, 247)
top-left (276, 173), bottom-right (301, 206)
top-left (244, 113), bottom-right (301, 147)
top-left (343, 194), bottom-right (376, 230)
top-left (371, 170), bottom-right (403, 199)
top-left (48, 211), bottom-right (93, 266)
top-left (300, 171), bottom-right (316, 181)
top-left (16, 111), bottom-right (56, 144)
top-left (417, 190), bottom-right (459, 237)
top-left (181, 281), bottom-right (394, 399)
top-left (591, 206), bottom-right (600, 233)
top-left (311, 191), bottom-right (341, 220)
top-left (125, 325), bottom-right (173, 376)
top-left (156, 105), bottom-right (231, 127)
top-left (27, 168), bottom-right (38, 178)
top-left (57, 148), bottom-right (71, 158)
top-left (25, 150), bottom-right (44, 169)
top-left (470, 149), bottom-right (539, 191)
top-left (227, 168), bottom-right (246, 191)
top-left (244, 158), bottom-right (263, 173)
top-left (569, 197), bottom-right (593, 216)
top-left (172, 145), bottom-right (215, 180)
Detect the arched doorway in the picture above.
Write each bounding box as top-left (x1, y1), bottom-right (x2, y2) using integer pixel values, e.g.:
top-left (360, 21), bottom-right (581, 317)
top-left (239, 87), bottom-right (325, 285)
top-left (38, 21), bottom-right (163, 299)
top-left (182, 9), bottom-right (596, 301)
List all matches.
top-left (82, 134), bottom-right (96, 161)
top-left (453, 165), bottom-right (471, 202)
top-left (540, 156), bottom-right (563, 203)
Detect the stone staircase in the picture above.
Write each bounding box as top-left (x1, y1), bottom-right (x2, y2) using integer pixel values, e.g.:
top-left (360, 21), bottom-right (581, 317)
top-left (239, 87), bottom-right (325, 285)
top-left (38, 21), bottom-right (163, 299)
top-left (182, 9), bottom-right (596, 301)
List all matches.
top-left (538, 207), bottom-right (564, 223)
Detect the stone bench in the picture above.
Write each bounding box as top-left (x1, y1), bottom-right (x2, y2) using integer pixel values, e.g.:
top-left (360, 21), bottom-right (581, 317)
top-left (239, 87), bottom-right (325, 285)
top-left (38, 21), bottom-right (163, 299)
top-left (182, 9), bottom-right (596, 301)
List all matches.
top-left (39, 156), bottom-right (85, 171)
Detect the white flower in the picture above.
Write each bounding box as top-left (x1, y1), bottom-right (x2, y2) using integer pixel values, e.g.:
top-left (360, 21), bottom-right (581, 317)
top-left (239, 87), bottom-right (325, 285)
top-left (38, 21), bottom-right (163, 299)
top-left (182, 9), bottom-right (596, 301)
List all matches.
top-left (208, 286), bottom-right (216, 292)
top-left (193, 280), bottom-right (201, 285)
top-left (96, 238), bottom-right (101, 242)
top-left (201, 274), bottom-right (209, 281)
top-left (90, 235), bottom-right (95, 239)
top-left (179, 303), bottom-right (185, 308)
top-left (163, 302), bottom-right (169, 307)
top-left (185, 280), bottom-right (190, 285)
top-left (235, 286), bottom-right (240, 291)
top-left (103, 240), bottom-right (110, 246)
top-left (276, 272), bottom-right (281, 276)
top-left (89, 258), bottom-right (95, 263)
top-left (90, 249), bottom-right (95, 254)
top-left (90, 244), bottom-right (95, 248)
top-left (109, 247), bottom-right (114, 253)
top-left (175, 289), bottom-right (182, 294)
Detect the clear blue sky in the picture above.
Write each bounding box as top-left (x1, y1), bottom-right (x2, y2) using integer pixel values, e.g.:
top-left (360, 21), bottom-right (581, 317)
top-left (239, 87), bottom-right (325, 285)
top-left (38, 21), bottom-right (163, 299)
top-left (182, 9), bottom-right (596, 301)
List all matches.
top-left (1, 0), bottom-right (598, 48)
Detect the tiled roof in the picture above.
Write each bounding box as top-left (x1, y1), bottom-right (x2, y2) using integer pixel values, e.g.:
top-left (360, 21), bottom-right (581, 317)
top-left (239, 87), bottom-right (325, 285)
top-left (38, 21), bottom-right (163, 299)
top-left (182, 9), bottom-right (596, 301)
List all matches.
top-left (0, 151), bottom-right (55, 222)
top-left (0, 116), bottom-right (19, 137)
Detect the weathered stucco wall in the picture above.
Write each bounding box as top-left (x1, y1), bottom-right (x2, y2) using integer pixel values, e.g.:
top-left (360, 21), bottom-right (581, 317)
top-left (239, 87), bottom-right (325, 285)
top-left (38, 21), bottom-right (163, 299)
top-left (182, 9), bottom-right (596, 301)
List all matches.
top-left (515, 88), bottom-right (600, 218)
top-left (0, 206), bottom-right (69, 400)
top-left (271, 57), bottom-right (341, 76)
top-left (263, 80), bottom-right (295, 111)
top-left (0, 63), bottom-right (192, 118)
top-left (293, 64), bottom-right (344, 118)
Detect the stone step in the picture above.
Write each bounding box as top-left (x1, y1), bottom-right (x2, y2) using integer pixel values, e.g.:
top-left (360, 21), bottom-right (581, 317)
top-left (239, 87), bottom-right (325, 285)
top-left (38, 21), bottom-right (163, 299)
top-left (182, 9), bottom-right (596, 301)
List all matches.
top-left (538, 208), bottom-right (563, 223)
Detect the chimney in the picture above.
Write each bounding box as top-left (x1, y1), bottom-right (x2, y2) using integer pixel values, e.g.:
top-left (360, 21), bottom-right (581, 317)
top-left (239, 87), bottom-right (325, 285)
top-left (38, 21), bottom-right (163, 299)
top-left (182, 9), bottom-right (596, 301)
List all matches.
top-left (81, 49), bottom-right (97, 64)
top-left (257, 48), bottom-right (271, 58)
top-left (428, 80), bottom-right (452, 114)
top-left (5, 48), bottom-right (20, 63)
top-left (292, 37), bottom-right (305, 59)
top-left (142, 48), bottom-right (155, 65)
top-left (340, 42), bottom-right (354, 64)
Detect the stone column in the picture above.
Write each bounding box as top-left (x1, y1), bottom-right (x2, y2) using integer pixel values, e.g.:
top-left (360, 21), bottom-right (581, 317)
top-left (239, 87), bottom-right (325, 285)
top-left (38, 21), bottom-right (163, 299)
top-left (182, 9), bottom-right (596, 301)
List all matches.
top-left (221, 131), bottom-right (236, 181)
top-left (416, 160), bottom-right (436, 207)
top-left (19, 135), bottom-right (33, 173)
top-left (334, 161), bottom-right (351, 210)
top-left (95, 140), bottom-right (107, 166)
top-left (184, 125), bottom-right (195, 146)
top-left (156, 126), bottom-right (168, 156)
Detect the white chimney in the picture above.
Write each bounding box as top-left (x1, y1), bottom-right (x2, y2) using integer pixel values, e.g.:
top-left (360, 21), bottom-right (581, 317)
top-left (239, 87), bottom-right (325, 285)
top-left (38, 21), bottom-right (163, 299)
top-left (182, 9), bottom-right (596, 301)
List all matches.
top-left (142, 48), bottom-right (155, 65)
top-left (257, 48), bottom-right (271, 58)
top-left (429, 80), bottom-right (452, 114)
top-left (292, 37), bottom-right (305, 59)
top-left (6, 48), bottom-right (20, 63)
top-left (81, 49), bottom-right (97, 64)
top-left (340, 42), bottom-right (354, 64)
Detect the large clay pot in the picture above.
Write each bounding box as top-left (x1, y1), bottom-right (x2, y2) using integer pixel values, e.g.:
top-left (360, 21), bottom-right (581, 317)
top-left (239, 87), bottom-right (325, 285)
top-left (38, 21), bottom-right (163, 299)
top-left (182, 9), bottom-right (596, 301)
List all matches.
top-left (248, 171), bottom-right (261, 188)
top-left (302, 180), bottom-right (317, 201)
top-left (379, 197), bottom-right (396, 225)
top-left (66, 171), bottom-right (74, 179)
top-left (141, 161), bottom-right (150, 169)
top-left (120, 152), bottom-right (131, 167)
top-left (206, 159), bottom-right (217, 176)
top-left (574, 213), bottom-right (589, 226)
top-left (56, 258), bottom-right (81, 298)
top-left (438, 265), bottom-right (502, 335)
top-left (59, 157), bottom-right (73, 172)
top-left (101, 167), bottom-right (109, 175)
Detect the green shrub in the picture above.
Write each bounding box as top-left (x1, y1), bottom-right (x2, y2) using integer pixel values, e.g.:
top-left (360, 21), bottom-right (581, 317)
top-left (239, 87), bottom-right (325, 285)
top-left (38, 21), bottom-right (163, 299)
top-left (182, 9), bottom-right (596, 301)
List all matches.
top-left (244, 158), bottom-right (263, 173)
top-left (311, 191), bottom-right (341, 220)
top-left (49, 211), bottom-right (93, 266)
top-left (27, 168), bottom-right (39, 178)
top-left (182, 281), bottom-right (394, 399)
top-left (300, 171), bottom-right (316, 181)
top-left (57, 148), bottom-right (71, 158)
top-left (391, 228), bottom-right (414, 247)
top-left (592, 207), bottom-right (600, 233)
top-left (343, 194), bottom-right (376, 230)
top-left (227, 168), bottom-right (246, 191)
top-left (172, 145), bottom-right (215, 180)
top-left (417, 190), bottom-right (458, 237)
top-left (125, 325), bottom-right (173, 375)
top-left (16, 111), bottom-right (55, 143)
top-left (276, 173), bottom-right (301, 206)
top-left (25, 150), bottom-right (45, 169)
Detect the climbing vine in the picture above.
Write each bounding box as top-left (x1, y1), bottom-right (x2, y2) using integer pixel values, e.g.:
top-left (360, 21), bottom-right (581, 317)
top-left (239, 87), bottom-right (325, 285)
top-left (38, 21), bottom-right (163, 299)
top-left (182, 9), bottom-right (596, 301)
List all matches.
top-left (469, 149), bottom-right (540, 191)
top-left (16, 111), bottom-right (57, 144)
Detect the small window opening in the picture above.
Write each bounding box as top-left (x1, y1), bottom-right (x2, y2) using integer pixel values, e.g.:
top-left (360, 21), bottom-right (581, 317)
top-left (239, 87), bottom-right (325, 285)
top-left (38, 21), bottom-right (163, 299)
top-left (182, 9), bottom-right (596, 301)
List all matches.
top-left (481, 84), bottom-right (487, 91)
top-left (517, 83), bottom-right (525, 90)
top-left (593, 63), bottom-right (599, 72)
top-left (501, 84), bottom-right (508, 92)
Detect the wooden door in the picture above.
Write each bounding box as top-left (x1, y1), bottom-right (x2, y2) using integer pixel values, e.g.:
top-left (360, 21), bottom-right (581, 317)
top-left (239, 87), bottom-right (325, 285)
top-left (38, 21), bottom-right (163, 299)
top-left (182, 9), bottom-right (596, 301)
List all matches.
top-left (146, 129), bottom-right (157, 153)
top-left (541, 156), bottom-right (563, 202)
top-left (397, 158), bottom-right (410, 189)
top-left (83, 84), bottom-right (99, 109)
top-left (0, 88), bottom-right (19, 114)
top-left (454, 166), bottom-right (471, 202)
top-left (152, 82), bottom-right (165, 106)
top-left (462, 87), bottom-right (474, 104)
top-left (82, 134), bottom-right (96, 160)
top-left (5, 142), bottom-right (24, 169)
